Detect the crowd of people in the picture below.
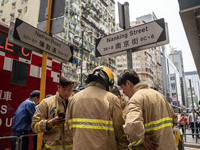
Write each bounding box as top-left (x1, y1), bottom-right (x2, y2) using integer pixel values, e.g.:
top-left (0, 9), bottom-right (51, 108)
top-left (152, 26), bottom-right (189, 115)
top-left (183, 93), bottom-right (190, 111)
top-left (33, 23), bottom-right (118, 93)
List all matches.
top-left (11, 66), bottom-right (186, 150)
top-left (178, 110), bottom-right (200, 138)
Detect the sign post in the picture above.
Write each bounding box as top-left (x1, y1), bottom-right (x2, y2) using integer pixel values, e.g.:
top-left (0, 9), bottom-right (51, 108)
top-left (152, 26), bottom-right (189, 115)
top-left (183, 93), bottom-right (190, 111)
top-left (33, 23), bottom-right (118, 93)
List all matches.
top-left (118, 2), bottom-right (132, 69)
top-left (96, 2), bottom-right (168, 70)
top-left (37, 0), bottom-right (51, 149)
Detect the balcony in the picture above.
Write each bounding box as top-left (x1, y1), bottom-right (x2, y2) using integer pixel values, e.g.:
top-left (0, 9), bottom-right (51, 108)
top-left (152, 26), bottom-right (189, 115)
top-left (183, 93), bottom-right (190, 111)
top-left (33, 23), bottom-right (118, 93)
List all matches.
top-left (100, 0), bottom-right (108, 7)
top-left (90, 14), bottom-right (99, 22)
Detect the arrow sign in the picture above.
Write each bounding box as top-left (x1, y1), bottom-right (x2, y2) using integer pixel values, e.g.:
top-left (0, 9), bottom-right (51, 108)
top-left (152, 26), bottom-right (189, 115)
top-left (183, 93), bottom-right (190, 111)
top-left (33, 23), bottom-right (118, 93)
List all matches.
top-left (96, 18), bottom-right (166, 57)
top-left (13, 18), bottom-right (72, 61)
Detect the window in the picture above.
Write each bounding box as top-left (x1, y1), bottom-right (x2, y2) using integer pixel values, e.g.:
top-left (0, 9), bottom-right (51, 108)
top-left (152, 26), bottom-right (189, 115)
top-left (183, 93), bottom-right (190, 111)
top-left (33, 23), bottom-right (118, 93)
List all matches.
top-left (24, 6), bottom-right (28, 13)
top-left (11, 60), bottom-right (28, 86)
top-left (171, 83), bottom-right (176, 90)
top-left (18, 9), bottom-right (22, 16)
top-left (12, 2), bottom-right (16, 9)
top-left (1, 18), bottom-right (5, 22)
top-left (10, 13), bottom-right (14, 20)
top-left (1, 0), bottom-right (5, 6)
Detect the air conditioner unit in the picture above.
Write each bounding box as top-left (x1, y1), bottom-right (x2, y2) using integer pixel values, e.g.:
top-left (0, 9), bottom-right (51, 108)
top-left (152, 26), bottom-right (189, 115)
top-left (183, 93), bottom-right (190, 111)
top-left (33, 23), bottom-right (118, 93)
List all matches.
top-left (70, 0), bottom-right (75, 4)
top-left (12, 2), bottom-right (16, 6)
top-left (18, 9), bottom-right (22, 13)
top-left (10, 13), bottom-right (14, 17)
top-left (81, 21), bottom-right (85, 27)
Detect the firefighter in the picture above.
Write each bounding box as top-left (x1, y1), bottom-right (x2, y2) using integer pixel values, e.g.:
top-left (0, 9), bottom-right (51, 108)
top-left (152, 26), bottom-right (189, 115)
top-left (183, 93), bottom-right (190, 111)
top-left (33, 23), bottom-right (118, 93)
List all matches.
top-left (111, 86), bottom-right (127, 119)
top-left (118, 69), bottom-right (178, 150)
top-left (31, 76), bottom-right (74, 150)
top-left (66, 66), bottom-right (126, 150)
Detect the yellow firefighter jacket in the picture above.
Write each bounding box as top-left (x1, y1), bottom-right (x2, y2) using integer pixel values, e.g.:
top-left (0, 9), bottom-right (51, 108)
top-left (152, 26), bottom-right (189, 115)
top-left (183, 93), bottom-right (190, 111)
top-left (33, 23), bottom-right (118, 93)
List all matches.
top-left (32, 92), bottom-right (72, 150)
top-left (66, 82), bottom-right (126, 150)
top-left (125, 82), bottom-right (178, 150)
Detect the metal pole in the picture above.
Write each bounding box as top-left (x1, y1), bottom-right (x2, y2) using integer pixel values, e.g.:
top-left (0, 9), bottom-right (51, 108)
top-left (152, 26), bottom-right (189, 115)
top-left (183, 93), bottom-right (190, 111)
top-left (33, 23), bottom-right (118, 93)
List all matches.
top-left (80, 30), bottom-right (84, 85)
top-left (197, 81), bottom-right (200, 110)
top-left (123, 2), bottom-right (132, 69)
top-left (189, 79), bottom-right (197, 143)
top-left (37, 0), bottom-right (53, 149)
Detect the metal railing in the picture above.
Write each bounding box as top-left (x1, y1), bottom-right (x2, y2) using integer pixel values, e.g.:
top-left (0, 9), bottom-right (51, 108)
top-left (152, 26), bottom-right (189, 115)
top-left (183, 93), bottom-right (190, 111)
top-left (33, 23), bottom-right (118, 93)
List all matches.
top-left (0, 136), bottom-right (19, 150)
top-left (0, 134), bottom-right (37, 150)
top-left (179, 124), bottom-right (200, 143)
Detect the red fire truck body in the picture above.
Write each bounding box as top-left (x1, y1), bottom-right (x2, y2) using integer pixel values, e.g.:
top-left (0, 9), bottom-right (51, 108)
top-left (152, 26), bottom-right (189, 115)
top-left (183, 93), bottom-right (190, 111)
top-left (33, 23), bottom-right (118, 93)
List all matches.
top-left (0, 23), bottom-right (61, 149)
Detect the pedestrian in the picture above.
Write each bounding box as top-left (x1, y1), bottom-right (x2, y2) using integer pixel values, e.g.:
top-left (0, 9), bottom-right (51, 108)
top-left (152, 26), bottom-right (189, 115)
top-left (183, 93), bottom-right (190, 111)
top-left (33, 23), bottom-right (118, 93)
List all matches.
top-left (66, 66), bottom-right (126, 150)
top-left (32, 76), bottom-right (74, 149)
top-left (197, 112), bottom-right (200, 133)
top-left (189, 110), bottom-right (199, 138)
top-left (10, 90), bottom-right (40, 150)
top-left (179, 113), bottom-right (187, 133)
top-left (117, 69), bottom-right (178, 150)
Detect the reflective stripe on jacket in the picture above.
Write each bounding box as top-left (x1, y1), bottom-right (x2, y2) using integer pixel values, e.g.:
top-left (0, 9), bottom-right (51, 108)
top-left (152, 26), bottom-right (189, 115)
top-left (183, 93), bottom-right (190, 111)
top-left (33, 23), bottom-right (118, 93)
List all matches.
top-left (32, 92), bottom-right (72, 149)
top-left (125, 82), bottom-right (177, 150)
top-left (66, 82), bottom-right (126, 150)
top-left (68, 118), bottom-right (114, 131)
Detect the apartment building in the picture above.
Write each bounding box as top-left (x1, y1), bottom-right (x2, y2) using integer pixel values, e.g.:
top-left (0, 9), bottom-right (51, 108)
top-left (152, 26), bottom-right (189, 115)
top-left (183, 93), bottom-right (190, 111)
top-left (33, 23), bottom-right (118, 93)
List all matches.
top-left (185, 71), bottom-right (200, 108)
top-left (169, 50), bottom-right (188, 106)
top-left (167, 57), bottom-right (182, 106)
top-left (0, 0), bottom-right (116, 85)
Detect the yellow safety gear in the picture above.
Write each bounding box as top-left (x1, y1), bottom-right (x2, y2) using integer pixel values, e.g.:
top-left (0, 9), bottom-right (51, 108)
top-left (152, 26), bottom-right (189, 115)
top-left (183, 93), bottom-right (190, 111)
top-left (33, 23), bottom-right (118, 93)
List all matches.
top-left (93, 66), bottom-right (114, 91)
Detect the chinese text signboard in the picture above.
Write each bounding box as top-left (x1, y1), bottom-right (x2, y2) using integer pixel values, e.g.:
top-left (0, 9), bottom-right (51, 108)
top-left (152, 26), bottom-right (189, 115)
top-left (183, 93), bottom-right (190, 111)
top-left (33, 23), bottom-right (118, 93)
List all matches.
top-left (0, 32), bottom-right (31, 59)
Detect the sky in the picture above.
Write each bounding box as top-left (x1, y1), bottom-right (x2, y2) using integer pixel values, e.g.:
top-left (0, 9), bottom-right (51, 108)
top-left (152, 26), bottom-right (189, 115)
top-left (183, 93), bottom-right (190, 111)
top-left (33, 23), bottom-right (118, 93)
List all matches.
top-left (115, 0), bottom-right (197, 72)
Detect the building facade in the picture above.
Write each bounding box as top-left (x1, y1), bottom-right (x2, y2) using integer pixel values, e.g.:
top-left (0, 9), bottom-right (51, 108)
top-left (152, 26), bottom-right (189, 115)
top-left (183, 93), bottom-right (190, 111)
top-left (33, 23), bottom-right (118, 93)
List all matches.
top-left (167, 57), bottom-right (182, 106)
top-left (0, 0), bottom-right (117, 85)
top-left (185, 71), bottom-right (200, 109)
top-left (168, 50), bottom-right (188, 106)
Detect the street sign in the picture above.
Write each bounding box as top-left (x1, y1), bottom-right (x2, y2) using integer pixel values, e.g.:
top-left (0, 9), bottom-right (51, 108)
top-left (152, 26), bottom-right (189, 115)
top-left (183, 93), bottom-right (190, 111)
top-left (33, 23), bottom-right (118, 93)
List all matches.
top-left (96, 18), bottom-right (166, 57)
top-left (104, 22), bottom-right (169, 58)
top-left (38, 0), bottom-right (65, 22)
top-left (37, 17), bottom-right (64, 34)
top-left (12, 18), bottom-right (72, 61)
top-left (82, 61), bottom-right (87, 70)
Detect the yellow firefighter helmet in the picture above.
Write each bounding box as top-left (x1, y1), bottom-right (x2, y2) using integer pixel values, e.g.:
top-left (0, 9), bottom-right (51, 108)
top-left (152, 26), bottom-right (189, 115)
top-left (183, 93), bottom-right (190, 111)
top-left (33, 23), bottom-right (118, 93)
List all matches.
top-left (85, 66), bottom-right (114, 91)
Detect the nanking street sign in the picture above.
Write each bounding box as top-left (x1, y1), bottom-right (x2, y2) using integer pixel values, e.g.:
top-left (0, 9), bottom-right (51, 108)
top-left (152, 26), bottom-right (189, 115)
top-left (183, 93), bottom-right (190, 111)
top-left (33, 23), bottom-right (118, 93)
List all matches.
top-left (96, 18), bottom-right (166, 57)
top-left (13, 18), bottom-right (72, 61)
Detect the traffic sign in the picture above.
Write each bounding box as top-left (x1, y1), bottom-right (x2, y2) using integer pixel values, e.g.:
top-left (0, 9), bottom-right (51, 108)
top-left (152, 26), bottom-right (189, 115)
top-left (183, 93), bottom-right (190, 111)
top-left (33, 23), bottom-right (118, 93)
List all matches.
top-left (104, 22), bottom-right (169, 58)
top-left (38, 0), bottom-right (65, 22)
top-left (37, 17), bottom-right (64, 34)
top-left (96, 18), bottom-right (166, 57)
top-left (13, 18), bottom-right (72, 61)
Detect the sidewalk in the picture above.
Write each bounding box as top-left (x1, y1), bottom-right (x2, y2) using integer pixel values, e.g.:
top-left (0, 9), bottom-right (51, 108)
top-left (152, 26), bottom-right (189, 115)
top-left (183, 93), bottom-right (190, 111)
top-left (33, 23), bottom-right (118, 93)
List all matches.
top-left (181, 128), bottom-right (200, 148)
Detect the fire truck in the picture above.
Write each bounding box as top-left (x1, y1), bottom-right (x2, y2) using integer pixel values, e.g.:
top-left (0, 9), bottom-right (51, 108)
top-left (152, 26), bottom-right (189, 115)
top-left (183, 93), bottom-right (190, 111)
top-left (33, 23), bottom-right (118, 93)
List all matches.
top-left (0, 23), bottom-right (62, 149)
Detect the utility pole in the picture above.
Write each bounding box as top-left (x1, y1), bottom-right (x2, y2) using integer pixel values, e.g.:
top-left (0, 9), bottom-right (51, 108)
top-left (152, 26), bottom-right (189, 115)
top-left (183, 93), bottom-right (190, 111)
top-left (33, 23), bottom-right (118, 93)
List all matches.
top-left (189, 79), bottom-right (198, 143)
top-left (37, 0), bottom-right (53, 149)
top-left (118, 2), bottom-right (132, 69)
top-left (80, 30), bottom-right (84, 85)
